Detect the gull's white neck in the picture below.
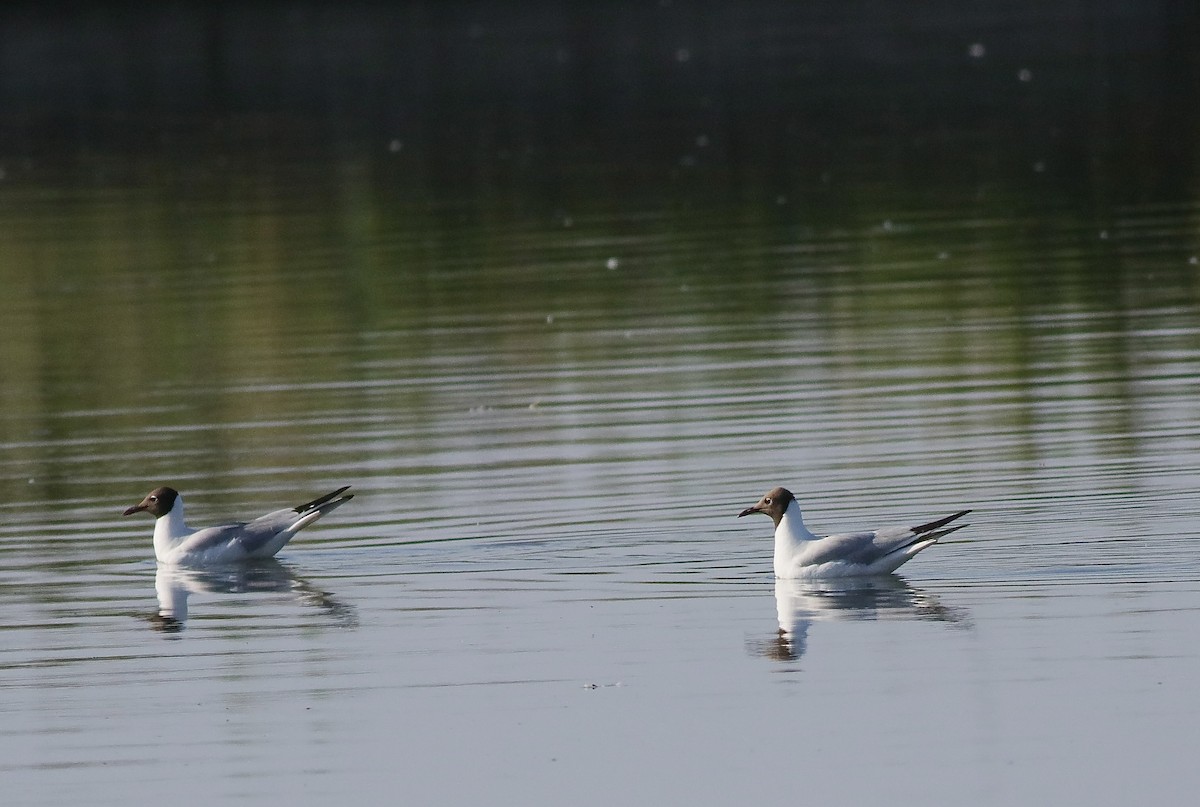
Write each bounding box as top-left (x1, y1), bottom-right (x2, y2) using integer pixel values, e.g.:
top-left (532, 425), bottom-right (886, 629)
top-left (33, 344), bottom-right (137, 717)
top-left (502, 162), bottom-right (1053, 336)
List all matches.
top-left (153, 498), bottom-right (192, 562)
top-left (774, 499), bottom-right (817, 575)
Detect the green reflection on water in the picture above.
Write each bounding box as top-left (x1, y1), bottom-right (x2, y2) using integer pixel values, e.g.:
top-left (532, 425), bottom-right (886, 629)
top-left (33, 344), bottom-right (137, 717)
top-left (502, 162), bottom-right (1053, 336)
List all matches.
top-left (0, 3), bottom-right (1197, 502)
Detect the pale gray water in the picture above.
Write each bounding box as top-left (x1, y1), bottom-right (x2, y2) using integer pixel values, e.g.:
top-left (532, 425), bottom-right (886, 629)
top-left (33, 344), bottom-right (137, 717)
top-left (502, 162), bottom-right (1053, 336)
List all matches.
top-left (3, 4), bottom-right (1200, 805)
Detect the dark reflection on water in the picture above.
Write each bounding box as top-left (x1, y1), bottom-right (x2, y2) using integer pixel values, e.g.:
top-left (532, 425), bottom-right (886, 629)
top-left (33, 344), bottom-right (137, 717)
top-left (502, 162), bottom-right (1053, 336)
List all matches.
top-left (149, 560), bottom-right (357, 633)
top-left (2, 1), bottom-right (1196, 205)
top-left (752, 576), bottom-right (972, 663)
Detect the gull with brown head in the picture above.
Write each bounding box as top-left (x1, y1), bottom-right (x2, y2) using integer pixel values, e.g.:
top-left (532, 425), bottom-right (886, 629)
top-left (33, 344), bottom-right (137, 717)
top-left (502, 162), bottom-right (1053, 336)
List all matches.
top-left (124, 485), bottom-right (353, 565)
top-left (738, 486), bottom-right (969, 578)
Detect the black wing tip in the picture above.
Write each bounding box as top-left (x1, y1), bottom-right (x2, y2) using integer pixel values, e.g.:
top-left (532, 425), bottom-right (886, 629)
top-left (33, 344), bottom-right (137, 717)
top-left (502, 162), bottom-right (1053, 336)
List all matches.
top-left (913, 508), bottom-right (972, 534)
top-left (295, 485), bottom-right (354, 513)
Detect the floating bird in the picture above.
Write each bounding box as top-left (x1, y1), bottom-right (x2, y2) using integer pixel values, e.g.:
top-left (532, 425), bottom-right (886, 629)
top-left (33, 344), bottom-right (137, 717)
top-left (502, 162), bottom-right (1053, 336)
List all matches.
top-left (124, 485), bottom-right (353, 565)
top-left (738, 487), bottom-right (969, 578)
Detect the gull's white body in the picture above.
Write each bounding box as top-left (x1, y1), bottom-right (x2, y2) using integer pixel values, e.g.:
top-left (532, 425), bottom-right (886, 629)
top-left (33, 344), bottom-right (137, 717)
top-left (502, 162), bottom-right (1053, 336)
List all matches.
top-left (773, 499), bottom-right (939, 578)
top-left (152, 496), bottom-right (322, 565)
top-left (739, 487), bottom-right (969, 579)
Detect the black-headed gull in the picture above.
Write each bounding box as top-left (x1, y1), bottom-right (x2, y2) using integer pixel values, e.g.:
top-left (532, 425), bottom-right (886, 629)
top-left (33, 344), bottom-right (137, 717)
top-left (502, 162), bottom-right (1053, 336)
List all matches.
top-left (124, 485), bottom-right (353, 565)
top-left (738, 486), bottom-right (969, 578)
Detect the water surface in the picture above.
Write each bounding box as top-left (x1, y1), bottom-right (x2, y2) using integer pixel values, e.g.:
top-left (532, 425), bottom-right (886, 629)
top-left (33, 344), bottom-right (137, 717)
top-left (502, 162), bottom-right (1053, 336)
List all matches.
top-left (2, 4), bottom-right (1200, 805)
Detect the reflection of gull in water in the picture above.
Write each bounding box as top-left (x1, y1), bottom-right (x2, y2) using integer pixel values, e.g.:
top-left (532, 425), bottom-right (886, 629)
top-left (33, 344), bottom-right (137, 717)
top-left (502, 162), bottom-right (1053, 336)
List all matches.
top-left (760, 575), bottom-right (971, 662)
top-left (150, 560), bottom-right (357, 633)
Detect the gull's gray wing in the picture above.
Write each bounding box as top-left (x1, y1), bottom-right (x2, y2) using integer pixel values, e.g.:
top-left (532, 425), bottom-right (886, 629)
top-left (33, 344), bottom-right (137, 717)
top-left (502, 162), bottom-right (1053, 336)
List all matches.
top-left (173, 488), bottom-right (353, 560)
top-left (807, 510), bottom-right (972, 566)
top-left (173, 509), bottom-right (295, 556)
top-left (174, 521), bottom-right (256, 554)
top-left (234, 507), bottom-right (302, 555)
top-left (804, 530), bottom-right (907, 566)
top-left (232, 488), bottom-right (355, 556)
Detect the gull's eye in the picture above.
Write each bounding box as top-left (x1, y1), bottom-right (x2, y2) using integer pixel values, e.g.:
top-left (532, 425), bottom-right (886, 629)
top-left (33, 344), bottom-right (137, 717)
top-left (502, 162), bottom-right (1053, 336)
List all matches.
top-left (149, 495), bottom-right (158, 502)
top-left (764, 498), bottom-right (772, 506)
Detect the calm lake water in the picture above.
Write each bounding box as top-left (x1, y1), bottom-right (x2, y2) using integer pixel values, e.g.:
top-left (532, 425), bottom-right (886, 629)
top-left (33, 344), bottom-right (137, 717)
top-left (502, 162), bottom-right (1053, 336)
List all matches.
top-left (2, 3), bottom-right (1199, 805)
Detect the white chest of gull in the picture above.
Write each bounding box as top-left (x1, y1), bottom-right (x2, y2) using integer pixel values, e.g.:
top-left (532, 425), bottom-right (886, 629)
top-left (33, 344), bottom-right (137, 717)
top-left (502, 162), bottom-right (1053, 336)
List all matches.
top-left (124, 485), bottom-right (353, 565)
top-left (739, 486), bottom-right (969, 578)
